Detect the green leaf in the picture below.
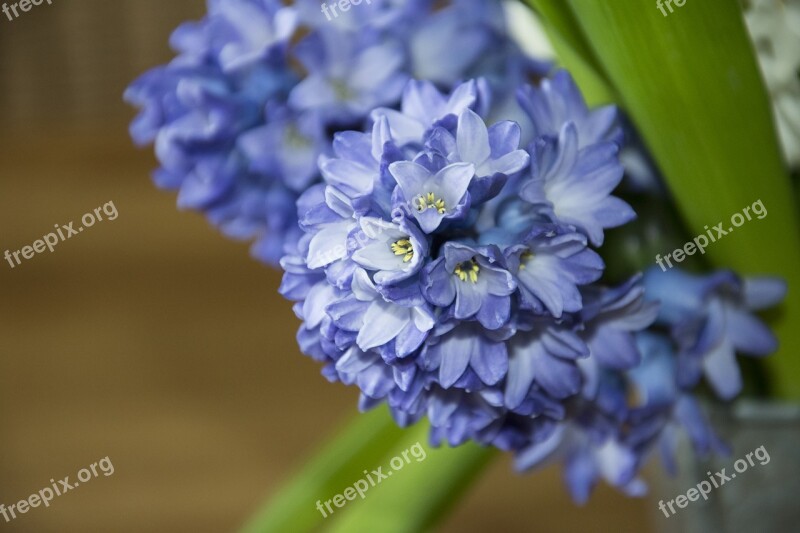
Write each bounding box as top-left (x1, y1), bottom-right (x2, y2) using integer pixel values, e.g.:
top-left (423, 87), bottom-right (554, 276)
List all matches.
top-left (527, 0), bottom-right (616, 105)
top-left (539, 0), bottom-right (800, 398)
top-left (327, 421), bottom-right (495, 533)
top-left (240, 406), bottom-right (406, 533)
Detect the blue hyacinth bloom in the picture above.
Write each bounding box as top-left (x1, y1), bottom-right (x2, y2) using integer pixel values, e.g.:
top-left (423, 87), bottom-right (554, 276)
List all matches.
top-left (389, 161), bottom-right (476, 233)
top-left (128, 0), bottom-right (543, 266)
top-left (279, 72), bottom-right (694, 502)
top-left (422, 322), bottom-right (511, 389)
top-left (517, 69), bottom-right (623, 148)
top-left (643, 267), bottom-right (786, 399)
top-left (626, 332), bottom-right (729, 474)
top-left (505, 226), bottom-right (605, 317)
top-left (289, 30), bottom-right (408, 124)
top-left (422, 242), bottom-right (516, 329)
top-left (351, 216), bottom-right (429, 285)
top-left (131, 0), bottom-right (789, 500)
top-left (521, 124), bottom-right (635, 246)
top-left (514, 416), bottom-right (647, 504)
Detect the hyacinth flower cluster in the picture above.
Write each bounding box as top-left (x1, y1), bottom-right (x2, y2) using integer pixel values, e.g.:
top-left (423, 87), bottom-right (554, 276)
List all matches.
top-left (278, 71), bottom-right (787, 500)
top-left (124, 0), bottom-right (545, 265)
top-left (123, 0), bottom-right (794, 510)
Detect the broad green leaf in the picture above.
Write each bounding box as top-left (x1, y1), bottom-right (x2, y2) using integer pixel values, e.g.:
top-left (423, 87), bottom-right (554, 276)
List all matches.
top-left (528, 0), bottom-right (616, 105)
top-left (555, 0), bottom-right (800, 398)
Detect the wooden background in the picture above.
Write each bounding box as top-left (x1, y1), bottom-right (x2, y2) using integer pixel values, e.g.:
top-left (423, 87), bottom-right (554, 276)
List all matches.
top-left (0, 1), bottom-right (651, 531)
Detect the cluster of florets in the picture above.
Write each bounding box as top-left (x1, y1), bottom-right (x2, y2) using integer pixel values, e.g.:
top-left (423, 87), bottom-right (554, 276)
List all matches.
top-left (280, 71), bottom-right (788, 500)
top-left (125, 0), bottom-right (545, 264)
top-left (282, 72), bottom-right (632, 498)
top-left (127, 0), bottom-right (788, 502)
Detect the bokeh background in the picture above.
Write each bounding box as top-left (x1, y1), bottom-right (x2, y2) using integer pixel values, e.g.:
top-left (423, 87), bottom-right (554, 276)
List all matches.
top-left (0, 1), bottom-right (651, 531)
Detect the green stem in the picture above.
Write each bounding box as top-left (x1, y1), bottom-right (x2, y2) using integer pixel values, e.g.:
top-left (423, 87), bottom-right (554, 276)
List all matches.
top-left (327, 421), bottom-right (496, 533)
top-left (239, 406), bottom-right (406, 533)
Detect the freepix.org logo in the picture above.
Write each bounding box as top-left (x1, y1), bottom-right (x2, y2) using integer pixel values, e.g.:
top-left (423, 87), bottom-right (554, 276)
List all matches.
top-left (315, 442), bottom-right (427, 518)
top-left (320, 0), bottom-right (372, 21)
top-left (654, 199), bottom-right (767, 272)
top-left (2, 0), bottom-right (55, 22)
top-left (0, 457), bottom-right (115, 524)
top-left (4, 201), bottom-right (118, 269)
top-left (658, 445), bottom-right (770, 518)
top-left (656, 0), bottom-right (689, 17)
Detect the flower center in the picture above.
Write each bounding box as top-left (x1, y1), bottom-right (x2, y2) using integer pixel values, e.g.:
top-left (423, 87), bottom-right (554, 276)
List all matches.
top-left (284, 125), bottom-right (310, 149)
top-left (413, 192), bottom-right (446, 214)
top-left (454, 259), bottom-right (480, 283)
top-left (390, 239), bottom-right (414, 263)
top-left (518, 250), bottom-right (534, 270)
top-left (332, 79), bottom-right (353, 101)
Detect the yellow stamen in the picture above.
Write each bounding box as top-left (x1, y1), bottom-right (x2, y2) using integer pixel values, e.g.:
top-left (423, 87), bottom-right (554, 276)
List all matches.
top-left (413, 192), bottom-right (447, 214)
top-left (454, 259), bottom-right (480, 283)
top-left (391, 239), bottom-right (414, 263)
top-left (519, 250), bottom-right (534, 270)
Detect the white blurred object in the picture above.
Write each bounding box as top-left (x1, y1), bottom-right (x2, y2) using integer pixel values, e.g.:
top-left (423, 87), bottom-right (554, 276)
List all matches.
top-left (502, 0), bottom-right (555, 61)
top-left (743, 0), bottom-right (800, 168)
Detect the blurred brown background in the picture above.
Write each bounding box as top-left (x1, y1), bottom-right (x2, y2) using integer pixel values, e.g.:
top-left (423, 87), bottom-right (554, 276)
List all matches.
top-left (0, 1), bottom-right (651, 531)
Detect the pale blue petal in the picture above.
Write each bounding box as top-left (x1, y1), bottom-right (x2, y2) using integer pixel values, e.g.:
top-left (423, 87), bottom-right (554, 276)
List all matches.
top-left (457, 108), bottom-right (491, 165)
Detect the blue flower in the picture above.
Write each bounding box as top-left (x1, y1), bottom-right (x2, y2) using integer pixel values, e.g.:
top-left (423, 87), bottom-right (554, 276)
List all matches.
top-left (372, 79), bottom-right (482, 145)
top-left (626, 332), bottom-right (728, 474)
top-left (580, 274), bottom-right (660, 371)
top-left (504, 320), bottom-right (589, 406)
top-left (130, 0), bottom-right (792, 502)
top-left (643, 267), bottom-right (786, 399)
top-left (504, 226), bottom-right (604, 317)
top-left (289, 30), bottom-right (408, 124)
top-left (334, 346), bottom-right (397, 399)
top-left (238, 107), bottom-right (327, 193)
top-left (300, 185), bottom-right (357, 271)
top-left (128, 0), bottom-right (543, 266)
top-left (425, 108), bottom-right (531, 202)
top-left (453, 109), bottom-right (530, 179)
top-left (292, 0), bottom-right (428, 33)
top-left (125, 0), bottom-right (304, 265)
top-left (279, 73), bottom-right (669, 503)
top-left (428, 386), bottom-right (506, 447)
top-left (422, 322), bottom-right (511, 388)
top-left (275, 65), bottom-right (789, 503)
top-left (389, 161), bottom-right (475, 233)
top-left (351, 216), bottom-right (429, 285)
top-left (329, 268), bottom-right (436, 356)
top-left (407, 1), bottom-right (491, 85)
top-left (422, 242), bottom-right (516, 329)
top-left (172, 0), bottom-right (298, 72)
top-left (521, 124), bottom-right (635, 246)
top-left (517, 69), bottom-right (623, 148)
top-left (511, 411), bottom-right (647, 504)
